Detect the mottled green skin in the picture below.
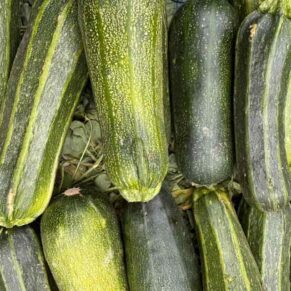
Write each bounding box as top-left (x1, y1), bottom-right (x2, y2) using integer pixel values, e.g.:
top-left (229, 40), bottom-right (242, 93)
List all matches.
top-left (0, 0), bottom-right (88, 228)
top-left (193, 188), bottom-right (263, 291)
top-left (232, 0), bottom-right (260, 19)
top-left (122, 186), bottom-right (201, 291)
top-left (41, 191), bottom-right (128, 291)
top-left (0, 226), bottom-right (50, 291)
top-left (78, 0), bottom-right (169, 202)
top-left (169, 0), bottom-right (238, 186)
top-left (238, 200), bottom-right (291, 291)
top-left (0, 0), bottom-right (21, 106)
top-left (234, 11), bottom-right (291, 211)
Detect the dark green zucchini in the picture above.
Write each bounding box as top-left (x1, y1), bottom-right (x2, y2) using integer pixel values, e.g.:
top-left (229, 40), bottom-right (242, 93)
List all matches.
top-left (78, 0), bottom-right (169, 202)
top-left (234, 0), bottom-right (291, 211)
top-left (232, 0), bottom-right (260, 19)
top-left (122, 186), bottom-right (201, 290)
top-left (193, 187), bottom-right (263, 290)
top-left (0, 225), bottom-right (50, 291)
top-left (41, 188), bottom-right (128, 291)
top-left (238, 200), bottom-right (291, 291)
top-left (0, 0), bottom-right (88, 227)
top-left (169, 0), bottom-right (238, 186)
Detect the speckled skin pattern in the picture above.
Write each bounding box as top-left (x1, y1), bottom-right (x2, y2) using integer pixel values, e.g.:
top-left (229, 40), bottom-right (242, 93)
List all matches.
top-left (0, 0), bottom-right (88, 227)
top-left (234, 10), bottom-right (291, 211)
top-left (78, 0), bottom-right (169, 202)
top-left (123, 186), bottom-right (201, 291)
top-left (239, 200), bottom-right (291, 291)
top-left (0, 226), bottom-right (51, 290)
top-left (169, 0), bottom-right (238, 186)
top-left (193, 188), bottom-right (263, 291)
top-left (41, 192), bottom-right (128, 291)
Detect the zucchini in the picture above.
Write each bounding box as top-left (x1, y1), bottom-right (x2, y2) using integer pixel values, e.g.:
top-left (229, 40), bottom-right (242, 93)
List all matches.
top-left (122, 186), bottom-right (201, 291)
top-left (238, 200), bottom-right (291, 291)
top-left (232, 0), bottom-right (260, 19)
top-left (234, 0), bottom-right (291, 211)
top-left (0, 225), bottom-right (50, 291)
top-left (0, 0), bottom-right (88, 227)
top-left (78, 0), bottom-right (169, 202)
top-left (41, 188), bottom-right (128, 291)
top-left (193, 187), bottom-right (263, 290)
top-left (169, 0), bottom-right (238, 186)
top-left (0, 0), bottom-right (21, 102)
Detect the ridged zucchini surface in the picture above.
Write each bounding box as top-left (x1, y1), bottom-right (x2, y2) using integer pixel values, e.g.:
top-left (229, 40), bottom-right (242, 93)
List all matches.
top-left (234, 1), bottom-right (291, 211)
top-left (239, 200), bottom-right (291, 291)
top-left (0, 225), bottom-right (50, 291)
top-left (169, 0), bottom-right (238, 185)
top-left (193, 188), bottom-right (263, 290)
top-left (0, 0), bottom-right (88, 227)
top-left (41, 188), bottom-right (128, 291)
top-left (122, 186), bottom-right (201, 291)
top-left (78, 0), bottom-right (169, 202)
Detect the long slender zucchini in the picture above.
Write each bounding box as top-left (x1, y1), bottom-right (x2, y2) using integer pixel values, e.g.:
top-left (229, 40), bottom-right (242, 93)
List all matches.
top-left (238, 200), bottom-right (291, 291)
top-left (41, 188), bottom-right (128, 291)
top-left (122, 186), bottom-right (201, 291)
top-left (234, 0), bottom-right (291, 211)
top-left (0, 225), bottom-right (51, 290)
top-left (193, 187), bottom-right (263, 290)
top-left (169, 0), bottom-right (238, 186)
top-left (78, 0), bottom-right (169, 202)
top-left (0, 0), bottom-right (88, 227)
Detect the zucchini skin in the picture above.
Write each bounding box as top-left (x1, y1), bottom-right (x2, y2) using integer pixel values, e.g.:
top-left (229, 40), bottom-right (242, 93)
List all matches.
top-left (169, 0), bottom-right (238, 186)
top-left (234, 11), bottom-right (291, 211)
top-left (122, 186), bottom-right (201, 291)
top-left (41, 189), bottom-right (128, 291)
top-left (0, 226), bottom-right (50, 291)
top-left (232, 0), bottom-right (259, 19)
top-left (193, 188), bottom-right (263, 291)
top-left (0, 0), bottom-right (88, 227)
top-left (239, 200), bottom-right (291, 291)
top-left (78, 0), bottom-right (169, 202)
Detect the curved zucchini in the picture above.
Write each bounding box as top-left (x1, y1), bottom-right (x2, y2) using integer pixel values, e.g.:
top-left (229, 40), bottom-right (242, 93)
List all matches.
top-left (193, 188), bottom-right (263, 290)
top-left (78, 0), bottom-right (169, 202)
top-left (0, 225), bottom-right (50, 291)
top-left (238, 200), bottom-right (291, 291)
top-left (169, 0), bottom-right (238, 185)
top-left (234, 2), bottom-right (291, 211)
top-left (0, 0), bottom-right (88, 227)
top-left (41, 188), bottom-right (128, 291)
top-left (122, 186), bottom-right (201, 291)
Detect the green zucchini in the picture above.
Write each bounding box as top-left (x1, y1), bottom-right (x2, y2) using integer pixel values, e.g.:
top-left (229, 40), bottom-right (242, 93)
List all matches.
top-left (0, 225), bottom-right (50, 291)
top-left (169, 0), bottom-right (238, 186)
top-left (78, 0), bottom-right (169, 202)
top-left (234, 0), bottom-right (291, 211)
top-left (193, 187), bottom-right (263, 290)
top-left (122, 186), bottom-right (201, 291)
top-left (238, 200), bottom-right (291, 291)
top-left (0, 0), bottom-right (88, 227)
top-left (232, 0), bottom-right (260, 19)
top-left (41, 188), bottom-right (128, 291)
top-left (0, 0), bottom-right (21, 102)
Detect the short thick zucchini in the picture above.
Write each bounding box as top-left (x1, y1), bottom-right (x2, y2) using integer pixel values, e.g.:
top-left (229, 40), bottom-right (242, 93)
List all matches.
top-left (234, 0), bottom-right (291, 211)
top-left (169, 0), bottom-right (238, 185)
top-left (0, 225), bottom-right (50, 291)
top-left (41, 188), bottom-right (128, 291)
top-left (0, 0), bottom-right (88, 227)
top-left (122, 186), bottom-right (201, 291)
top-left (78, 0), bottom-right (169, 202)
top-left (193, 188), bottom-right (263, 290)
top-left (239, 200), bottom-right (291, 291)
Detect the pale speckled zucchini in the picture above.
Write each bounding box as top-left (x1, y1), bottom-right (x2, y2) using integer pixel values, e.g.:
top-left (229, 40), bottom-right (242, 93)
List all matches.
top-left (78, 0), bottom-right (169, 202)
top-left (193, 187), bottom-right (263, 291)
top-left (0, 0), bottom-right (88, 228)
top-left (0, 226), bottom-right (51, 291)
top-left (239, 200), bottom-right (291, 291)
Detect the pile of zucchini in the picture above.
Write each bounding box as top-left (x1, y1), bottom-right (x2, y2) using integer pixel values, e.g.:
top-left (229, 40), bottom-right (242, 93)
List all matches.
top-left (0, 0), bottom-right (290, 290)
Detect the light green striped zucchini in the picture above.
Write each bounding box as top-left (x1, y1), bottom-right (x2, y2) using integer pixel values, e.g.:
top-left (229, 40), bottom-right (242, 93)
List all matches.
top-left (0, 0), bottom-right (88, 228)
